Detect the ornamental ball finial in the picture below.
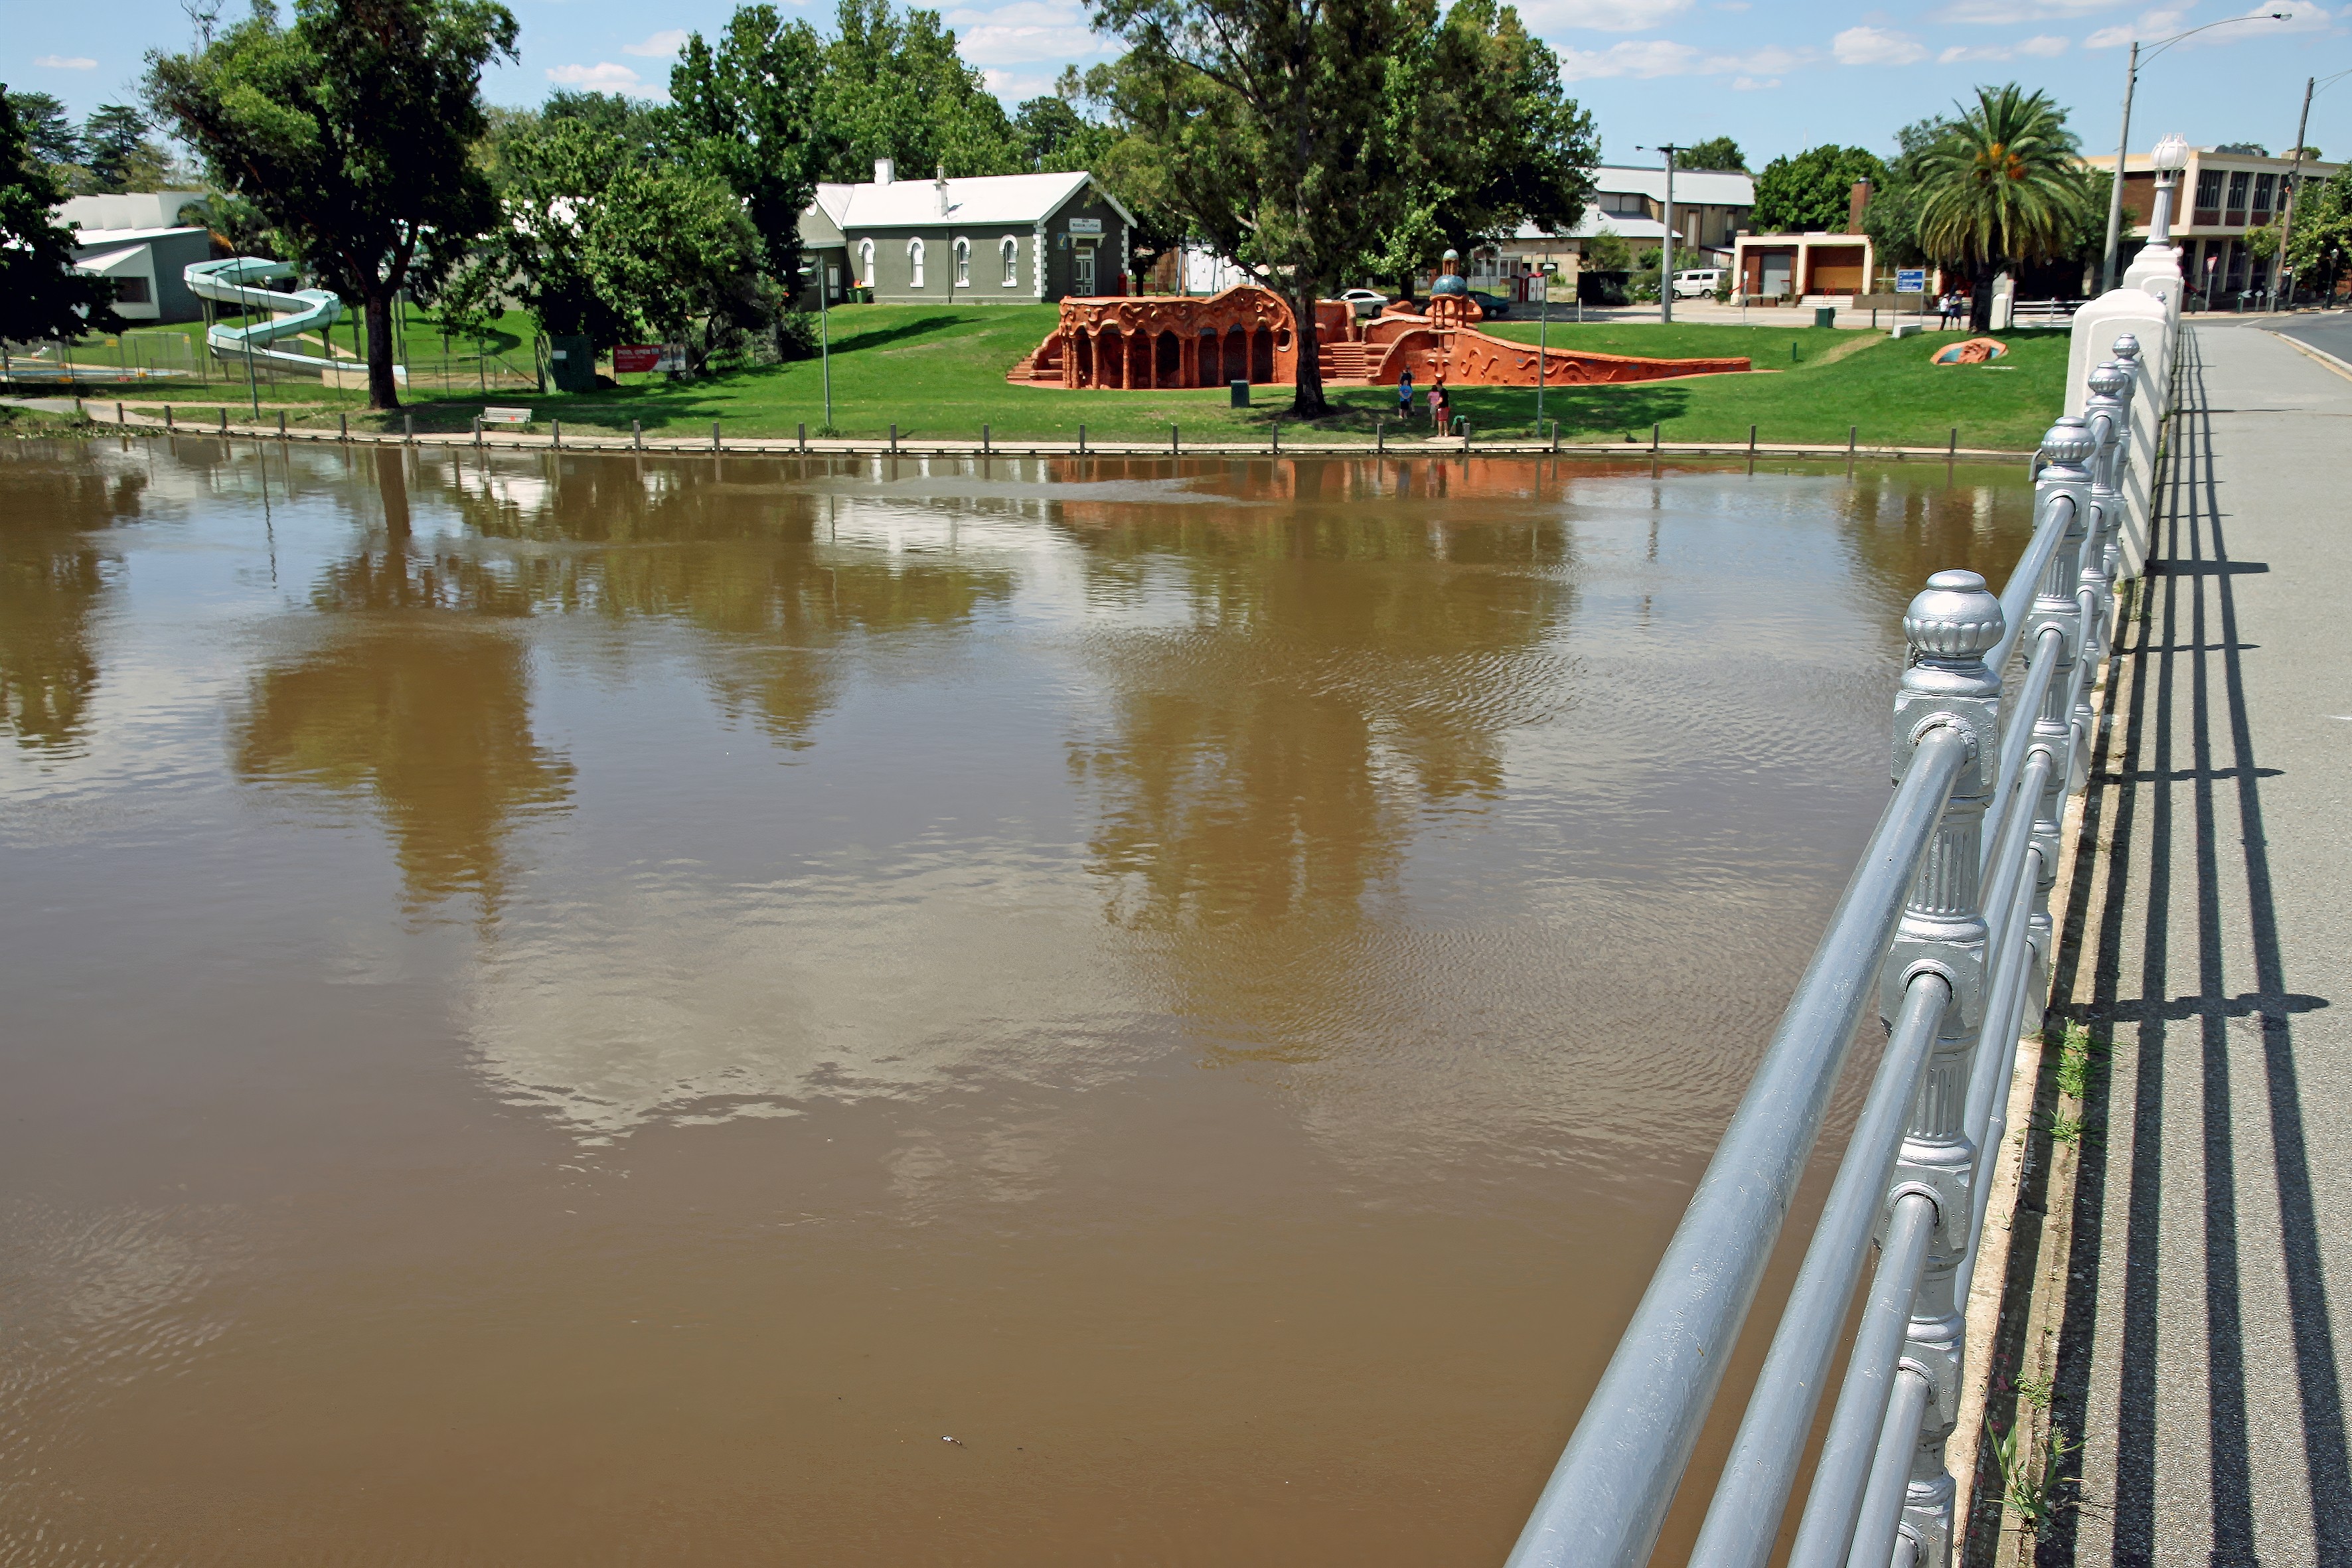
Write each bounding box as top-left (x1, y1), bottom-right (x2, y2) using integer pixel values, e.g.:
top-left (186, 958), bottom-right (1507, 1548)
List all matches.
top-left (2039, 415), bottom-right (2098, 470)
top-left (1905, 569), bottom-right (2003, 662)
top-left (2087, 361), bottom-right (2130, 400)
top-left (2112, 333), bottom-right (2142, 360)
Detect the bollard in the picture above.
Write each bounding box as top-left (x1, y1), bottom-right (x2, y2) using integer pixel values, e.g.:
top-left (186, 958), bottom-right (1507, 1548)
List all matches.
top-left (712, 420), bottom-right (721, 453)
top-left (475, 414), bottom-right (484, 448)
top-left (982, 422), bottom-right (990, 455)
top-left (1078, 423), bottom-right (1086, 455)
top-left (1748, 423), bottom-right (1757, 458)
top-left (1271, 423), bottom-right (1279, 455)
top-left (1171, 422), bottom-right (1179, 456)
top-left (1376, 418), bottom-right (1384, 455)
top-left (798, 422), bottom-right (807, 452)
top-left (219, 408), bottom-right (228, 433)
top-left (1549, 419), bottom-right (1559, 454)
top-left (1462, 420), bottom-right (1472, 450)
top-left (404, 414), bottom-right (414, 445)
top-left (890, 422), bottom-right (898, 454)
top-left (165, 405), bottom-right (174, 431)
top-left (1847, 424), bottom-right (1856, 458)
top-left (553, 418), bottom-right (562, 449)
top-left (1948, 427), bottom-right (1957, 460)
top-left (633, 419), bottom-right (642, 451)
top-left (278, 410), bottom-right (287, 439)
top-left (117, 401), bottom-right (125, 426)
top-left (1651, 422), bottom-right (1660, 454)
top-left (339, 412), bottom-right (348, 441)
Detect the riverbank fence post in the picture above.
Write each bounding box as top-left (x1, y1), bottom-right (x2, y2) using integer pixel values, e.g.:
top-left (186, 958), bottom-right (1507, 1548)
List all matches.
top-left (1172, 422), bottom-right (1179, 456)
top-left (712, 420), bottom-right (720, 453)
top-left (1651, 422), bottom-right (1660, 454)
top-left (798, 422), bottom-right (806, 452)
top-left (633, 419), bottom-right (642, 451)
top-left (890, 422), bottom-right (898, 455)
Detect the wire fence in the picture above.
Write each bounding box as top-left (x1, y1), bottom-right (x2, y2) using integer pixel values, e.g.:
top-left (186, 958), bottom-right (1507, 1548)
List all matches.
top-left (0, 334), bottom-right (541, 395)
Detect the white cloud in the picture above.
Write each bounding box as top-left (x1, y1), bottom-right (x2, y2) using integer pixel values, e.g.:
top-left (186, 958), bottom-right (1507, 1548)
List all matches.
top-left (1732, 74), bottom-right (1782, 88)
top-left (1832, 25), bottom-right (1928, 63)
top-left (1715, 1), bottom-right (1753, 9)
top-left (546, 61), bottom-right (667, 98)
top-left (1518, 0), bottom-right (1695, 31)
top-left (35, 54), bottom-right (98, 69)
top-left (1936, 0), bottom-right (2113, 22)
top-left (947, 0), bottom-right (1116, 64)
top-left (2083, 1), bottom-right (2320, 45)
top-left (1557, 39), bottom-right (1810, 78)
top-left (622, 29), bottom-right (688, 56)
top-left (2084, 5), bottom-right (2187, 43)
top-left (1938, 32), bottom-right (2070, 58)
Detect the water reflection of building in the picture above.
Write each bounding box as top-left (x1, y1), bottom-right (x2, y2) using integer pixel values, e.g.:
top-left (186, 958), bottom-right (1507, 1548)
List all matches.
top-left (0, 457), bottom-right (151, 754)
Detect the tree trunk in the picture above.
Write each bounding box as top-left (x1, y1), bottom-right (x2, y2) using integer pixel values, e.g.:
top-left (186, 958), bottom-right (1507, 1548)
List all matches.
top-left (1397, 269), bottom-right (1417, 304)
top-left (364, 291), bottom-right (401, 411)
top-left (1289, 285), bottom-right (1329, 419)
top-left (1968, 263), bottom-right (1996, 333)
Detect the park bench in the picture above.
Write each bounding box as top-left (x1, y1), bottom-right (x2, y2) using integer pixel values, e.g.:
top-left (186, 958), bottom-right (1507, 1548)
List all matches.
top-left (481, 407), bottom-right (532, 426)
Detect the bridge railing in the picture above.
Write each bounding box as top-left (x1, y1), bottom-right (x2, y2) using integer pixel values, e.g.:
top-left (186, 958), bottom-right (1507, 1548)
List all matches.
top-left (1503, 338), bottom-right (2150, 1568)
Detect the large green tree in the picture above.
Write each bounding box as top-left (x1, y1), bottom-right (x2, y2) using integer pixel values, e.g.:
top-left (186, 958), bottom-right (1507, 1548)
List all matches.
top-left (0, 86), bottom-right (125, 341)
top-left (1752, 143), bottom-right (1889, 234)
top-left (1913, 84), bottom-right (2092, 329)
top-left (1679, 135), bottom-right (1745, 173)
top-left (1362, 0), bottom-right (1597, 299)
top-left (2283, 167), bottom-right (2352, 299)
top-left (816, 0), bottom-right (1022, 179)
top-left (5, 90), bottom-right (82, 171)
top-left (672, 5), bottom-right (830, 295)
top-left (146, 0), bottom-right (518, 410)
top-left (1088, 0), bottom-right (1413, 418)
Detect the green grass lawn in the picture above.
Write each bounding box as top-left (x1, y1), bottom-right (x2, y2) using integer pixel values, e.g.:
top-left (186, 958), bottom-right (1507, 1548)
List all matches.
top-left (65, 303), bottom-right (2069, 451)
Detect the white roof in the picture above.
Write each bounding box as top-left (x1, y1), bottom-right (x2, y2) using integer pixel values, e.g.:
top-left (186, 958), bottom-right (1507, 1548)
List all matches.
top-left (56, 191), bottom-right (208, 231)
top-left (1593, 164), bottom-right (1754, 207)
top-left (73, 245), bottom-right (155, 274)
top-left (70, 226), bottom-right (207, 250)
top-left (1556, 206), bottom-right (1676, 242)
top-left (810, 170), bottom-right (1130, 231)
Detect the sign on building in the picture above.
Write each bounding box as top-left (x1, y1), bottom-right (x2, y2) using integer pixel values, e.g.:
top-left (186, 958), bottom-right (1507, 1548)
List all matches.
top-left (1067, 218), bottom-right (1103, 236)
top-left (1896, 269), bottom-right (1927, 294)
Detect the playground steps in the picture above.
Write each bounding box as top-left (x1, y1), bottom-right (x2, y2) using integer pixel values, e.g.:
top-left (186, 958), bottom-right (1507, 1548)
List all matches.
top-left (1316, 341), bottom-right (1372, 385)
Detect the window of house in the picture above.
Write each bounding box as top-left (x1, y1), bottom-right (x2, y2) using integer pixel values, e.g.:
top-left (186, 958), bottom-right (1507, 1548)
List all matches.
top-left (112, 276), bottom-right (152, 304)
top-left (1001, 237), bottom-right (1019, 285)
top-left (858, 240), bottom-right (875, 286)
top-left (953, 238), bottom-right (970, 285)
top-left (2193, 170), bottom-right (2225, 224)
top-left (2252, 173), bottom-right (2276, 218)
top-left (2225, 171), bottom-right (2250, 221)
top-left (909, 238), bottom-right (925, 288)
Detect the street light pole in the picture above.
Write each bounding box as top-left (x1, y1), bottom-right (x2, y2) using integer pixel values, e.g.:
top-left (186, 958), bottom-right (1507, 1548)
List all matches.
top-left (2098, 13), bottom-right (2291, 294)
top-left (1642, 143), bottom-right (1686, 324)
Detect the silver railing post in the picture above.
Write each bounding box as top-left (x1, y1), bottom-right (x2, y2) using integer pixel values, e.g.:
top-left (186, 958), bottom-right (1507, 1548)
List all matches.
top-left (2074, 365), bottom-right (2130, 789)
top-left (2019, 422), bottom-right (2095, 996)
top-left (1877, 570), bottom-right (2004, 1568)
top-left (2106, 334), bottom-right (2144, 583)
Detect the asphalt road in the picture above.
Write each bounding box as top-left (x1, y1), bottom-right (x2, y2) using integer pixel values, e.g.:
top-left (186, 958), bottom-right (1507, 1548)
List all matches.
top-left (2268, 308), bottom-right (2352, 370)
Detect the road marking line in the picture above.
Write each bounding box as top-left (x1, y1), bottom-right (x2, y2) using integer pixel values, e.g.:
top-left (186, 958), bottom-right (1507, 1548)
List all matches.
top-left (2265, 328), bottom-right (2352, 384)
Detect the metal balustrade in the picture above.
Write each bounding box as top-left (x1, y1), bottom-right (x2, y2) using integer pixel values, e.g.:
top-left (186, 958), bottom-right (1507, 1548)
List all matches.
top-left (1504, 335), bottom-right (2149, 1568)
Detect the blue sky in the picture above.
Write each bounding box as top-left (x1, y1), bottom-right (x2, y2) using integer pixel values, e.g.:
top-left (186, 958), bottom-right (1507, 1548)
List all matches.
top-left (11, 0), bottom-right (2349, 170)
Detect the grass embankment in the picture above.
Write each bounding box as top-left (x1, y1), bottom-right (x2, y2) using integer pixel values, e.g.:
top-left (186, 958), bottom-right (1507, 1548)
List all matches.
top-left (68, 304), bottom-right (2067, 451)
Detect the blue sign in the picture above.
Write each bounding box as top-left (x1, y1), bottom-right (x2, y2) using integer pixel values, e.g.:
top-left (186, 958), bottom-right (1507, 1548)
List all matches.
top-left (1896, 269), bottom-right (1928, 293)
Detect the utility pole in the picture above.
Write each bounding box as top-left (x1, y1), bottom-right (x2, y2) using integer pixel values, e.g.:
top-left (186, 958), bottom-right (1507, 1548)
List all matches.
top-left (1644, 144), bottom-right (1687, 324)
top-left (2276, 71), bottom-right (2351, 306)
top-left (2100, 43), bottom-right (2140, 295)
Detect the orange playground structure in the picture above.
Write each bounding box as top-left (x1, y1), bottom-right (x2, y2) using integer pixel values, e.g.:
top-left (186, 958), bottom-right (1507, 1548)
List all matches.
top-left (1005, 283), bottom-right (1749, 391)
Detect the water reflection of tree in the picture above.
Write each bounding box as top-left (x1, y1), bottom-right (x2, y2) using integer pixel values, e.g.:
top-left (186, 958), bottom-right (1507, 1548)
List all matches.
top-left (408, 453), bottom-right (1017, 748)
top-left (0, 461), bottom-right (149, 753)
top-left (1064, 498), bottom-right (1575, 934)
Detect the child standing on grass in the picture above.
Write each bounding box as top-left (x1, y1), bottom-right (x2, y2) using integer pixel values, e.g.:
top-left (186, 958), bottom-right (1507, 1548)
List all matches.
top-left (1397, 369), bottom-right (1414, 420)
top-left (1427, 375), bottom-right (1449, 433)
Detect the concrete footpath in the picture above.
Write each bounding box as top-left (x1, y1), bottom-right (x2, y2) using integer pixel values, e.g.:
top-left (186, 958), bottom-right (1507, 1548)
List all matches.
top-left (2030, 321), bottom-right (2352, 1564)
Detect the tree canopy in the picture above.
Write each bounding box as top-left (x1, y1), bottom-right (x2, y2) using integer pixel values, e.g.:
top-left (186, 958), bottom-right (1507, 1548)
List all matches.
top-left (0, 86), bottom-right (125, 341)
top-left (1679, 135), bottom-right (1745, 173)
top-left (671, 4), bottom-right (829, 293)
top-left (147, 0), bottom-right (519, 408)
top-left (1752, 144), bottom-right (1888, 234)
top-left (1912, 84), bottom-right (2092, 326)
top-left (816, 0), bottom-right (1022, 179)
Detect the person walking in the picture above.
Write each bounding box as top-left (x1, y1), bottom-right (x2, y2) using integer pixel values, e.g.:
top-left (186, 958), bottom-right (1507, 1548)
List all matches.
top-left (1397, 368), bottom-right (1415, 420)
top-left (1427, 374), bottom-right (1449, 434)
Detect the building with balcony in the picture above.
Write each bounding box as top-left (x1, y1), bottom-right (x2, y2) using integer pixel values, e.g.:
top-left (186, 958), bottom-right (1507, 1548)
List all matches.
top-left (2082, 144), bottom-right (2343, 305)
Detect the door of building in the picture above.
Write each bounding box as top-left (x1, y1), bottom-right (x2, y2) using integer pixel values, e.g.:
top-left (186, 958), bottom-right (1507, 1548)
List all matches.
top-left (1074, 245), bottom-right (1096, 297)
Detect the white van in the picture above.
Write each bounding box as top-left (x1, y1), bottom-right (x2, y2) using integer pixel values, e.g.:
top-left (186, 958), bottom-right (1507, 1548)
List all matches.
top-left (1672, 269), bottom-right (1724, 300)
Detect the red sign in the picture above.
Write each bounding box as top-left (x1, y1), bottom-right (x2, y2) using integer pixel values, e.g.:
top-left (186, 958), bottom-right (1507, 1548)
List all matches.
top-left (613, 345), bottom-right (660, 374)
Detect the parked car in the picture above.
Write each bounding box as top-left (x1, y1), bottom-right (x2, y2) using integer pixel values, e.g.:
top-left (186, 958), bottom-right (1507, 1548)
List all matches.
top-left (1338, 287), bottom-right (1387, 316)
top-left (1672, 269), bottom-right (1724, 300)
top-left (1467, 290), bottom-right (1514, 319)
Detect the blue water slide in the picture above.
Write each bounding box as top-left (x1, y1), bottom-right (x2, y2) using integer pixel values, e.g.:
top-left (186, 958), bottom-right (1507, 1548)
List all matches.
top-left (183, 256), bottom-right (396, 382)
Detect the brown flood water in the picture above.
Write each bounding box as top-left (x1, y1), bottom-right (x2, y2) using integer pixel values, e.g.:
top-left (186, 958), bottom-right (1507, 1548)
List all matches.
top-left (0, 438), bottom-right (2031, 1565)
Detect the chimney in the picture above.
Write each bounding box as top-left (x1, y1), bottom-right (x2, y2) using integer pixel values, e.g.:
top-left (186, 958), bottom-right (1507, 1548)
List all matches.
top-left (935, 163), bottom-right (949, 217)
top-left (1848, 177), bottom-right (1871, 234)
top-left (874, 158), bottom-right (895, 185)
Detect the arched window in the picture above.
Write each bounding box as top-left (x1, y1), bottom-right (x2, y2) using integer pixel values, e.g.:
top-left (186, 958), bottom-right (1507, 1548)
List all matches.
top-left (953, 237), bottom-right (971, 286)
top-left (858, 240), bottom-right (875, 287)
top-left (1000, 236), bottom-right (1019, 287)
top-left (908, 238), bottom-right (925, 289)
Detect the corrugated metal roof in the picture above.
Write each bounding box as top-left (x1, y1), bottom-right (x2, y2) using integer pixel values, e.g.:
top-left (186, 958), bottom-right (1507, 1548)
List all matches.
top-left (69, 226), bottom-right (208, 250)
top-left (809, 171), bottom-right (1119, 231)
top-left (1592, 164), bottom-right (1754, 207)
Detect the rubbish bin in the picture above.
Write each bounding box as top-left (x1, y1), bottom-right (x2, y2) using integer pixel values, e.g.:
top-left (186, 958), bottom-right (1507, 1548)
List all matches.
top-left (1812, 306), bottom-right (1837, 329)
top-left (1229, 379), bottom-right (1250, 408)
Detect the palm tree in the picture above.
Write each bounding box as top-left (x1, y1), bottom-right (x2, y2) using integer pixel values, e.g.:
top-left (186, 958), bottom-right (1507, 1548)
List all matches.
top-left (1915, 85), bottom-right (2091, 331)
